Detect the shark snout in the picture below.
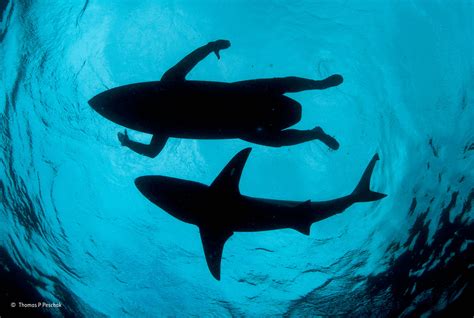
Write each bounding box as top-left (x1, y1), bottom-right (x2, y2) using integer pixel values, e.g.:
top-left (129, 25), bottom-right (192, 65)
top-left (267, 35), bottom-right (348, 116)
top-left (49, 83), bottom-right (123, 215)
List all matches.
top-left (135, 176), bottom-right (173, 201)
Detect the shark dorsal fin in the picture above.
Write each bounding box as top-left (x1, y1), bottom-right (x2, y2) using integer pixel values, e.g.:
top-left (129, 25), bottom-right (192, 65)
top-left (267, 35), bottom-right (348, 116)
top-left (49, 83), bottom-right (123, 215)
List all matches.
top-left (210, 148), bottom-right (252, 194)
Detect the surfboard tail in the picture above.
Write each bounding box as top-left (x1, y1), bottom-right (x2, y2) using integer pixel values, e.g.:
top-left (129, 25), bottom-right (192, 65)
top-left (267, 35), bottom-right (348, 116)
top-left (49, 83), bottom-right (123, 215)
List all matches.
top-left (351, 153), bottom-right (387, 202)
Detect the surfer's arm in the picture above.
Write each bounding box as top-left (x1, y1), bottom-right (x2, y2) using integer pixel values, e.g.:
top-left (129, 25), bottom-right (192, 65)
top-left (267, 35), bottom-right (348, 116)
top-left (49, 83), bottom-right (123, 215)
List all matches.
top-left (118, 130), bottom-right (168, 158)
top-left (161, 40), bottom-right (231, 81)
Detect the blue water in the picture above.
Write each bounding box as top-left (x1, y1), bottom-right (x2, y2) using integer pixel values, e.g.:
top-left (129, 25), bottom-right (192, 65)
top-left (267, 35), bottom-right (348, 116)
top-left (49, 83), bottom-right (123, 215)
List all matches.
top-left (0, 1), bottom-right (473, 316)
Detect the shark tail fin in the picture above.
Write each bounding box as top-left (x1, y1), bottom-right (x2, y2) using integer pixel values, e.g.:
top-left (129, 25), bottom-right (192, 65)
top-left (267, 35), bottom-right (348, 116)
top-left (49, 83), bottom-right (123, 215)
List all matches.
top-left (351, 153), bottom-right (387, 202)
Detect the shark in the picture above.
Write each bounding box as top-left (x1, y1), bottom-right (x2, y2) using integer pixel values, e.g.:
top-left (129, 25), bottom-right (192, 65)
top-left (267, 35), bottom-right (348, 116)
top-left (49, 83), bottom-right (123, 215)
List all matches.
top-left (134, 148), bottom-right (386, 280)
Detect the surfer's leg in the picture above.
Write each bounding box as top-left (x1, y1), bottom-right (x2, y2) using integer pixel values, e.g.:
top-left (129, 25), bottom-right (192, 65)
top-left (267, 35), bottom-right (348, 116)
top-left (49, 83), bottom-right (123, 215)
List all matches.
top-left (118, 130), bottom-right (168, 158)
top-left (234, 74), bottom-right (343, 94)
top-left (242, 126), bottom-right (339, 149)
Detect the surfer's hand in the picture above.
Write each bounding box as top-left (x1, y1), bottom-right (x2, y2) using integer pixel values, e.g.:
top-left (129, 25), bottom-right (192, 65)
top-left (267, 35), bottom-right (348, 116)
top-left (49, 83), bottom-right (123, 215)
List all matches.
top-left (210, 40), bottom-right (231, 59)
top-left (117, 130), bottom-right (130, 146)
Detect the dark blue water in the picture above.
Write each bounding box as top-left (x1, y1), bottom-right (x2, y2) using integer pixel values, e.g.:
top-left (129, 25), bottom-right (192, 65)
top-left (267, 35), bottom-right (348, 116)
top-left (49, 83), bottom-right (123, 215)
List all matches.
top-left (0, 1), bottom-right (473, 316)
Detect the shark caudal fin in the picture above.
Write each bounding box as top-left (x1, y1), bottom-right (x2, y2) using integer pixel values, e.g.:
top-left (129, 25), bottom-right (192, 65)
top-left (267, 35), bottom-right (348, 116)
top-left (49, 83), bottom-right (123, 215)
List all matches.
top-left (351, 153), bottom-right (387, 202)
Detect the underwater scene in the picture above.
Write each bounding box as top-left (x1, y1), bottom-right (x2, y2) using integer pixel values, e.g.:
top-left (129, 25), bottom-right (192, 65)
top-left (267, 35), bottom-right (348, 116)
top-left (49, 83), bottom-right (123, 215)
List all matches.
top-left (0, 0), bottom-right (473, 317)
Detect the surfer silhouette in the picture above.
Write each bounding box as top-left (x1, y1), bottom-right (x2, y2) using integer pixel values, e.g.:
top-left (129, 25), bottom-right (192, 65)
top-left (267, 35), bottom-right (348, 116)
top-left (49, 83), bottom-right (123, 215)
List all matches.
top-left (89, 40), bottom-right (343, 158)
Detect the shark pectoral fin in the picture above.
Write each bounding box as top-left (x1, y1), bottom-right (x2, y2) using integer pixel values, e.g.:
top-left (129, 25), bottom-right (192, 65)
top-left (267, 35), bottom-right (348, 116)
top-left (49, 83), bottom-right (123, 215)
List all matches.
top-left (290, 201), bottom-right (312, 235)
top-left (292, 223), bottom-right (312, 236)
top-left (210, 148), bottom-right (252, 194)
top-left (199, 227), bottom-right (233, 280)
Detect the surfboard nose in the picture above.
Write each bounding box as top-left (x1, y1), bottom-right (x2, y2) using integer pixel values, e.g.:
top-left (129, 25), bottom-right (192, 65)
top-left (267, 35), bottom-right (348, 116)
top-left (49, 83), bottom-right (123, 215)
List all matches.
top-left (88, 94), bottom-right (103, 113)
top-left (134, 176), bottom-right (151, 197)
top-left (88, 90), bottom-right (139, 129)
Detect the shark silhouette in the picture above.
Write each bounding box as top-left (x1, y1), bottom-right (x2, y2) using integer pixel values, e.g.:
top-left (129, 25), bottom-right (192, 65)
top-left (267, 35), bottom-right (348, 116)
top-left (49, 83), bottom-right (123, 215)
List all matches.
top-left (135, 148), bottom-right (386, 280)
top-left (88, 40), bottom-right (343, 158)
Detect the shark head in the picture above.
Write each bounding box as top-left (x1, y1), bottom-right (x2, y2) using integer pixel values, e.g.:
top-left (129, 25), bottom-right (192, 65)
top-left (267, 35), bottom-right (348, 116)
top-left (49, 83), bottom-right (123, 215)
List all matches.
top-left (134, 175), bottom-right (208, 224)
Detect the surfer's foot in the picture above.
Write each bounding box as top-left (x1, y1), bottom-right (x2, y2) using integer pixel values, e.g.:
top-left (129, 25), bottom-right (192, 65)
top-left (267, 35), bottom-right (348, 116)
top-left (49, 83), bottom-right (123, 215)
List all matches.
top-left (312, 126), bottom-right (340, 150)
top-left (322, 74), bottom-right (343, 87)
